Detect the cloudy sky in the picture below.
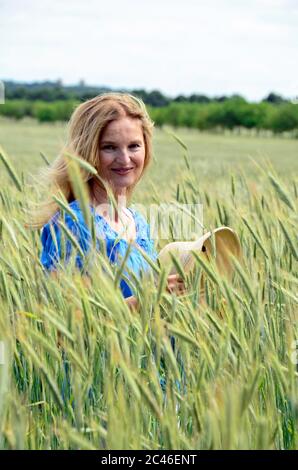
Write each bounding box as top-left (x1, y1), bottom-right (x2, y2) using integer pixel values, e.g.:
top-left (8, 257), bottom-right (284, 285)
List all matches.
top-left (1, 0), bottom-right (297, 100)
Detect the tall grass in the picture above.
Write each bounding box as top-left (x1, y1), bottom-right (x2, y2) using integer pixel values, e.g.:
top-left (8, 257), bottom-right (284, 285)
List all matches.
top-left (0, 141), bottom-right (297, 450)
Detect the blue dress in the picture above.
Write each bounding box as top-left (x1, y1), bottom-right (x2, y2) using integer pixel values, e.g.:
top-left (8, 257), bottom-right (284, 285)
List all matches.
top-left (40, 199), bottom-right (158, 297)
top-left (40, 199), bottom-right (186, 396)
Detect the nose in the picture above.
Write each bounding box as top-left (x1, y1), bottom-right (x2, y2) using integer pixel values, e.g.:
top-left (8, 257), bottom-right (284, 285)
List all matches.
top-left (117, 148), bottom-right (131, 164)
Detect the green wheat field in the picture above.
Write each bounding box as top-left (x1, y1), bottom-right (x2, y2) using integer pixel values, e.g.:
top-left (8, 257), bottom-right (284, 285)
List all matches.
top-left (0, 117), bottom-right (297, 450)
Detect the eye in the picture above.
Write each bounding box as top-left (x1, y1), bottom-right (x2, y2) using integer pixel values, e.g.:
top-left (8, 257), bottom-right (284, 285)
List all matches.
top-left (102, 145), bottom-right (116, 150)
top-left (129, 143), bottom-right (141, 149)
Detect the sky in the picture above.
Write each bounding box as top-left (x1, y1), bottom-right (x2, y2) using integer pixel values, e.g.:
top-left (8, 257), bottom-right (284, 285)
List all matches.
top-left (0, 0), bottom-right (297, 101)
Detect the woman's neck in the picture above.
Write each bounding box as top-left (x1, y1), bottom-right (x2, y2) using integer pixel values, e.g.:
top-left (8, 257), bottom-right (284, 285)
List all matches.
top-left (89, 179), bottom-right (128, 223)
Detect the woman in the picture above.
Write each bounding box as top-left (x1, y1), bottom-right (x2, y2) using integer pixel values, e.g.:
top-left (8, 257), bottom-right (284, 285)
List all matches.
top-left (30, 93), bottom-right (185, 308)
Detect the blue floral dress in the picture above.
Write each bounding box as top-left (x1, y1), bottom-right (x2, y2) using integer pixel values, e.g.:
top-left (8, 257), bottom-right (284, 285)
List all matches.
top-left (40, 199), bottom-right (158, 297)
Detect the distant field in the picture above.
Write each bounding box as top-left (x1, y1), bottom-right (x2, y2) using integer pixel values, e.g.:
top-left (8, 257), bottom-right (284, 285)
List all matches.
top-left (0, 117), bottom-right (297, 203)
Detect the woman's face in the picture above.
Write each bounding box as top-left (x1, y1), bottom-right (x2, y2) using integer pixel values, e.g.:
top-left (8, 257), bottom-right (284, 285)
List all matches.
top-left (98, 116), bottom-right (146, 193)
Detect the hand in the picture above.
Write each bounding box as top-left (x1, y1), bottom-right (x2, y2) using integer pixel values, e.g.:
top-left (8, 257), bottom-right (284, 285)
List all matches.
top-left (166, 274), bottom-right (187, 296)
top-left (125, 296), bottom-right (139, 310)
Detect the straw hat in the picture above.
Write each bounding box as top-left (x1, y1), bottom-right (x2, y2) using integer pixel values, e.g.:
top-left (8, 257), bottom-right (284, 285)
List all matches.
top-left (158, 226), bottom-right (242, 280)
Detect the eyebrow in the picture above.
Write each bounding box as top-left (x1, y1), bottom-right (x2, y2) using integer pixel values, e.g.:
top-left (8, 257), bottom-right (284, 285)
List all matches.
top-left (101, 139), bottom-right (143, 145)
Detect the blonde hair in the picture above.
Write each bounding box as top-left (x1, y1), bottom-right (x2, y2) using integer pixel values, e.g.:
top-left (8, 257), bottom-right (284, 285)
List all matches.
top-left (25, 92), bottom-right (154, 229)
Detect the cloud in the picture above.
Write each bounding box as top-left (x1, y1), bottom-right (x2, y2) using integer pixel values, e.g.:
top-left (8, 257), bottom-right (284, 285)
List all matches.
top-left (0, 0), bottom-right (297, 99)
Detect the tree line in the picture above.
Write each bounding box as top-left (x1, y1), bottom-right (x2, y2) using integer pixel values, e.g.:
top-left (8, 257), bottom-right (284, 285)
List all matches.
top-left (0, 81), bottom-right (297, 133)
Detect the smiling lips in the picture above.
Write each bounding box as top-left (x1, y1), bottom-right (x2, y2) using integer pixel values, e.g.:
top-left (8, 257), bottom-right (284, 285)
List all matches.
top-left (111, 167), bottom-right (134, 175)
